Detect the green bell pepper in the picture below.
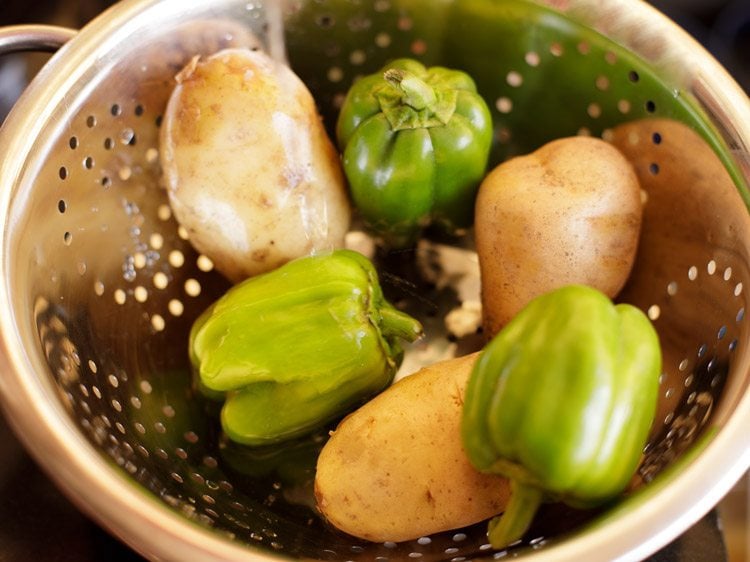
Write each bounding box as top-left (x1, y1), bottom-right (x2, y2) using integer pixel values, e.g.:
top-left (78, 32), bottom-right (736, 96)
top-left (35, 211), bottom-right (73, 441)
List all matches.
top-left (336, 58), bottom-right (493, 248)
top-left (190, 249), bottom-right (423, 446)
top-left (285, 0), bottom-right (453, 130)
top-left (461, 285), bottom-right (661, 548)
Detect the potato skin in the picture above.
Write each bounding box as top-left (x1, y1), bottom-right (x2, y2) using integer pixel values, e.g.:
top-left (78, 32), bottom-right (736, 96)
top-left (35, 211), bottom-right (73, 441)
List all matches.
top-left (475, 136), bottom-right (642, 336)
top-left (314, 353), bottom-right (510, 543)
top-left (160, 48), bottom-right (350, 282)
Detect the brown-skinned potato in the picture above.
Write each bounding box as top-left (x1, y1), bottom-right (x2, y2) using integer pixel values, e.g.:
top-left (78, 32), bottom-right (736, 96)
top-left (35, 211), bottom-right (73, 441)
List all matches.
top-left (475, 136), bottom-right (643, 336)
top-left (314, 353), bottom-right (510, 543)
top-left (160, 48), bottom-right (350, 283)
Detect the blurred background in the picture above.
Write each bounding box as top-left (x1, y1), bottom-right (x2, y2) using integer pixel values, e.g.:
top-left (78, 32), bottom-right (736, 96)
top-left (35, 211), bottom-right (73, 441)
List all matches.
top-left (0, 0), bottom-right (748, 561)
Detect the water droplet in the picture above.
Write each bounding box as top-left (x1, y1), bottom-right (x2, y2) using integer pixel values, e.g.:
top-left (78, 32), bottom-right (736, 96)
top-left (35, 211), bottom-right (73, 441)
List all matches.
top-left (120, 128), bottom-right (135, 145)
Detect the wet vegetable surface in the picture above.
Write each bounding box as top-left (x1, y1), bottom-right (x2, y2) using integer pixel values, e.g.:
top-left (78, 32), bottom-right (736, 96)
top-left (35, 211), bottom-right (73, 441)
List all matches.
top-left (336, 58), bottom-right (492, 248)
top-left (190, 249), bottom-right (423, 446)
top-left (462, 284), bottom-right (662, 548)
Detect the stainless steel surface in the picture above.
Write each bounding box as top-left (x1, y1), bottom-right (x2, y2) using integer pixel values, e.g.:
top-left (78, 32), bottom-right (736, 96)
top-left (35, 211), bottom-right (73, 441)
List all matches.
top-left (0, 0), bottom-right (749, 561)
top-left (0, 24), bottom-right (75, 54)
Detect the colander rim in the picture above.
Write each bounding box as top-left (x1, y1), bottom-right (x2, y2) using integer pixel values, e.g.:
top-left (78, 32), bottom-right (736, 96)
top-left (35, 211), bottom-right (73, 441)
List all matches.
top-left (0, 0), bottom-right (748, 560)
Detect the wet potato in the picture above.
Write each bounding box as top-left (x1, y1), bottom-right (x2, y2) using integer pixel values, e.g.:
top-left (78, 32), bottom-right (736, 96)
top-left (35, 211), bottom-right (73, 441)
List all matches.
top-left (475, 136), bottom-right (643, 336)
top-left (314, 353), bottom-right (511, 543)
top-left (160, 48), bottom-right (351, 283)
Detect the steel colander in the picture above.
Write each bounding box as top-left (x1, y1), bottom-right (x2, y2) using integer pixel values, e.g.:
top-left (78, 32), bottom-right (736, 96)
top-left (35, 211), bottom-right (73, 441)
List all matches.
top-left (0, 0), bottom-right (749, 560)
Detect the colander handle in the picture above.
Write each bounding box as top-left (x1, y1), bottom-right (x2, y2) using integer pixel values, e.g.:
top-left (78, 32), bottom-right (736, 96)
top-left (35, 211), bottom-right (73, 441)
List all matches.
top-left (0, 24), bottom-right (76, 55)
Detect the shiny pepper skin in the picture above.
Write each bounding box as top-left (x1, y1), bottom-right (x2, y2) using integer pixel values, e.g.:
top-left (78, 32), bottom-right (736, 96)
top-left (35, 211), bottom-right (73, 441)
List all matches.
top-left (461, 285), bottom-right (661, 548)
top-left (336, 58), bottom-right (493, 248)
top-left (190, 250), bottom-right (423, 446)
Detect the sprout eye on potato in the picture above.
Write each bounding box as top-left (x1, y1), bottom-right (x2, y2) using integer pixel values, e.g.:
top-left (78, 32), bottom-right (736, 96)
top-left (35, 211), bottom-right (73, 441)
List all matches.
top-left (160, 48), bottom-right (351, 283)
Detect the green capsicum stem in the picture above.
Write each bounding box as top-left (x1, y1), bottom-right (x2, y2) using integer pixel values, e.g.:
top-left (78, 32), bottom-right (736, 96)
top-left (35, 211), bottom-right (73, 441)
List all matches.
top-left (379, 306), bottom-right (424, 341)
top-left (378, 67), bottom-right (457, 131)
top-left (487, 481), bottom-right (543, 548)
top-left (383, 68), bottom-right (437, 111)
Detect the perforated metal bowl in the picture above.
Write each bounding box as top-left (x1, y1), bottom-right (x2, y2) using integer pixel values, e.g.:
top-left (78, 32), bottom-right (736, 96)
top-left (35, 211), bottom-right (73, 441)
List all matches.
top-left (0, 1), bottom-right (749, 561)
